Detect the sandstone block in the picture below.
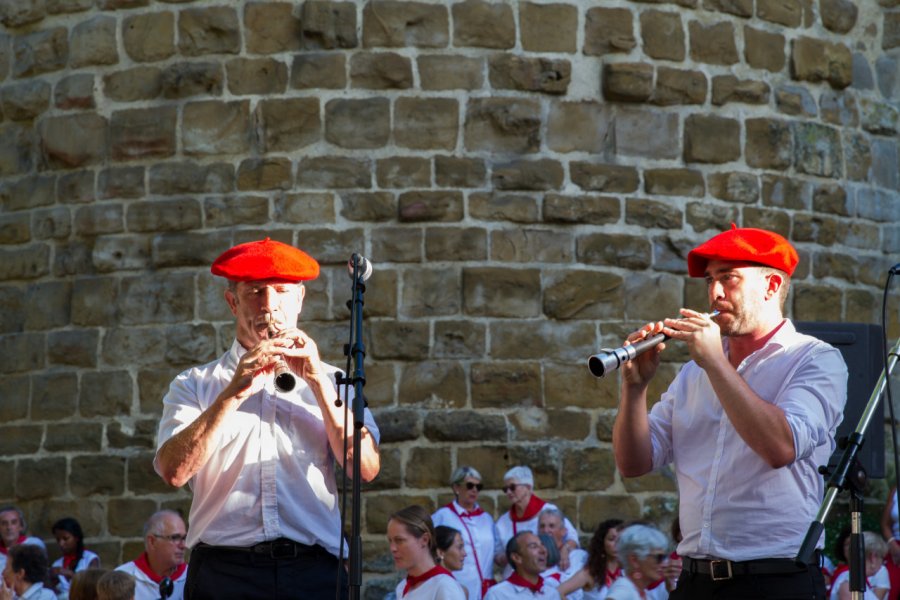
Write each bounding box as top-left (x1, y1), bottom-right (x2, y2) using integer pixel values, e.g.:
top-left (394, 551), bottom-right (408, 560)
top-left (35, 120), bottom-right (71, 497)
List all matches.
top-left (712, 75), bottom-right (769, 105)
top-left (641, 10), bottom-right (685, 60)
top-left (757, 0), bottom-right (803, 26)
top-left (301, 0), bottom-right (357, 49)
top-left (520, 2), bottom-right (577, 53)
top-left (226, 58), bottom-right (287, 95)
top-left (793, 214), bottom-right (840, 246)
top-left (47, 329), bottom-right (98, 367)
top-left (376, 157), bottom-right (430, 188)
top-left (468, 193), bottom-right (540, 223)
top-left (2, 175), bottom-right (55, 211)
top-left (761, 175), bottom-right (809, 210)
top-left (371, 226), bottom-right (422, 262)
top-left (398, 191), bottom-right (463, 222)
top-left (435, 156), bottom-right (486, 188)
top-left (812, 183), bottom-right (851, 216)
top-left (708, 172), bottom-right (759, 204)
top-left (0, 332), bottom-right (44, 373)
top-left (1, 79), bottom-right (51, 121)
top-left (123, 11), bottom-right (175, 62)
top-left (373, 408), bottom-right (422, 443)
top-left (744, 119), bottom-right (793, 171)
top-left (562, 448), bottom-right (616, 491)
top-left (819, 91), bottom-right (858, 127)
top-left (340, 192), bottom-right (395, 221)
top-left (652, 68), bottom-right (707, 105)
top-left (31, 206), bottom-right (71, 240)
top-left (689, 20), bottom-right (738, 65)
top-left (13, 27), bottom-right (67, 78)
top-left (0, 371), bottom-right (28, 420)
top-left (743, 26), bottom-right (785, 72)
top-left (869, 139), bottom-right (899, 191)
top-left (858, 98), bottom-right (899, 135)
top-left (452, 0), bottom-right (515, 49)
top-left (793, 122), bottom-right (843, 178)
top-left (434, 320), bottom-right (485, 358)
top-left (400, 268), bottom-right (461, 317)
top-left (148, 161), bottom-right (233, 195)
top-left (236, 158), bottom-right (292, 191)
top-left (490, 228), bottom-right (573, 263)
top-left (32, 371), bottom-right (78, 420)
top-left (686, 201), bottom-right (739, 233)
top-left (71, 15), bottom-right (117, 68)
top-left (703, 0), bottom-right (753, 16)
top-left (546, 363), bottom-right (617, 410)
top-left (0, 244), bottom-right (49, 282)
top-left (857, 188), bottom-right (900, 222)
top-left (129, 452), bottom-right (172, 494)
top-left (46, 423), bottom-right (104, 453)
top-left (119, 273), bottom-right (194, 325)
top-left (183, 100), bottom-right (251, 156)
top-left (92, 234), bottom-right (151, 272)
top-left (543, 270), bottom-right (624, 320)
top-left (151, 231), bottom-right (229, 270)
top-left (626, 198), bottom-right (683, 229)
top-left (325, 98), bottom-right (390, 149)
top-left (15, 458), bottom-right (66, 499)
top-left (464, 98), bottom-right (541, 153)
top-left (39, 114), bottom-right (107, 169)
top-left (684, 114), bottom-right (740, 164)
top-left (244, 2), bottom-right (302, 54)
top-left (126, 198), bottom-right (201, 232)
top-left (775, 84), bottom-right (818, 117)
top-left (471, 362), bottom-right (541, 408)
top-left (290, 53), bottom-right (346, 88)
top-left (58, 171), bottom-right (94, 205)
top-left (164, 323), bottom-right (217, 367)
top-left (350, 52), bottom-right (413, 89)
top-left (493, 320), bottom-right (593, 362)
top-left (0, 123), bottom-right (35, 176)
top-left (418, 55), bottom-right (483, 90)
top-left (644, 168), bottom-right (704, 196)
top-left (424, 410), bottom-right (506, 442)
top-left (543, 194), bottom-right (619, 225)
top-left (492, 159), bottom-right (563, 191)
top-left (0, 212), bottom-right (29, 244)
top-left (886, 12), bottom-right (900, 50)
top-left (584, 7), bottom-right (636, 55)
top-left (602, 62), bottom-right (653, 102)
top-left (108, 418), bottom-right (158, 450)
top-left (52, 241), bottom-right (93, 278)
top-left (205, 195), bottom-right (271, 228)
top-left (110, 106), bottom-right (176, 161)
top-left (297, 156), bottom-right (371, 189)
top-left (71, 277), bottom-right (118, 326)
top-left (79, 370), bottom-right (133, 417)
top-left (791, 37), bottom-right (852, 89)
top-left (370, 321), bottom-right (430, 360)
top-left (55, 74), bottom-right (95, 109)
top-left (793, 285), bottom-right (842, 321)
top-left (394, 97), bottom-right (458, 150)
top-left (489, 54), bottom-right (571, 95)
top-left (362, 1), bottom-right (448, 48)
top-left (821, 0), bottom-right (857, 34)
top-left (570, 163), bottom-right (639, 193)
top-left (547, 101), bottom-right (614, 153)
top-left (161, 62), bottom-right (224, 98)
top-left (275, 193), bottom-right (335, 224)
top-left (257, 98), bottom-right (320, 152)
top-left (74, 204), bottom-right (123, 236)
top-left (103, 66), bottom-right (162, 102)
top-left (425, 227), bottom-right (487, 261)
top-left (178, 6), bottom-right (240, 56)
top-left (23, 280), bottom-right (69, 330)
top-left (1, 0), bottom-right (46, 27)
top-left (463, 268), bottom-right (541, 317)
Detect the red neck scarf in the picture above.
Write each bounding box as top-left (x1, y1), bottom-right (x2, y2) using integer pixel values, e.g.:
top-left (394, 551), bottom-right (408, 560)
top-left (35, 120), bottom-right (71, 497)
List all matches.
top-left (62, 552), bottom-right (80, 571)
top-left (605, 565), bottom-right (622, 587)
top-left (404, 565), bottom-right (452, 595)
top-left (508, 572), bottom-right (544, 593)
top-left (510, 495), bottom-right (546, 523)
top-left (134, 552), bottom-right (187, 584)
top-left (0, 536), bottom-right (26, 555)
top-left (448, 501), bottom-right (485, 518)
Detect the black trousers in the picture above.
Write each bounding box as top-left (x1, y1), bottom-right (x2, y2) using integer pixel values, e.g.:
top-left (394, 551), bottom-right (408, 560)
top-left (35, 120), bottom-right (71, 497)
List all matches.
top-left (670, 563), bottom-right (826, 600)
top-left (185, 541), bottom-right (348, 600)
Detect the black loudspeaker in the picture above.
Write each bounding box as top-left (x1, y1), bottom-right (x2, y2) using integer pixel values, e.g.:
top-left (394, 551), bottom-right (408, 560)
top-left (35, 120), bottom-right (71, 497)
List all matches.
top-left (795, 322), bottom-right (885, 479)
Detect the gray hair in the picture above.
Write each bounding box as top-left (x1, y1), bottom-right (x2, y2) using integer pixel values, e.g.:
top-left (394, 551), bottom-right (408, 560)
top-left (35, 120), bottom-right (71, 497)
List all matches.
top-left (616, 524), bottom-right (668, 572)
top-left (503, 465), bottom-right (534, 487)
top-left (538, 507), bottom-right (564, 524)
top-left (450, 466), bottom-right (482, 486)
top-left (863, 531), bottom-right (887, 559)
top-left (142, 509), bottom-right (184, 538)
top-left (538, 533), bottom-right (560, 568)
top-left (0, 505), bottom-right (27, 532)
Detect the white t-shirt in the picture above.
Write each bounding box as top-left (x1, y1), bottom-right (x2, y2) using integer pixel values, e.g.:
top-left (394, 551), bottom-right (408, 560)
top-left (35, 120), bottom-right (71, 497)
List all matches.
top-left (605, 576), bottom-right (643, 600)
top-left (395, 572), bottom-right (467, 600)
top-left (116, 558), bottom-right (188, 600)
top-left (52, 549), bottom-right (100, 597)
top-left (485, 579), bottom-right (560, 600)
top-left (829, 564), bottom-right (890, 600)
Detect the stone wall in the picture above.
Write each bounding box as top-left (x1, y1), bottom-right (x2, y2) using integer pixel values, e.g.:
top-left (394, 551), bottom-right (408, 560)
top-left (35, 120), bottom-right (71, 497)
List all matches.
top-left (1, 0), bottom-right (899, 596)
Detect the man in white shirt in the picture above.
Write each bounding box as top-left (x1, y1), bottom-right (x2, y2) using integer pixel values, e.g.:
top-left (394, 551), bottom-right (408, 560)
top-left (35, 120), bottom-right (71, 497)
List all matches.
top-left (486, 532), bottom-right (558, 600)
top-left (154, 238), bottom-right (381, 600)
top-left (0, 506), bottom-right (46, 575)
top-left (537, 508), bottom-right (586, 585)
top-left (613, 226), bottom-right (847, 599)
top-left (116, 510), bottom-right (187, 600)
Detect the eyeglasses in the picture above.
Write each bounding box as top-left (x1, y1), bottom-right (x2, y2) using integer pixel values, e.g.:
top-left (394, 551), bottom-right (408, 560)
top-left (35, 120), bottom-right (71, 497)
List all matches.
top-left (502, 484), bottom-right (519, 493)
top-left (463, 482), bottom-right (483, 491)
top-left (152, 533), bottom-right (188, 544)
top-left (651, 553), bottom-right (667, 563)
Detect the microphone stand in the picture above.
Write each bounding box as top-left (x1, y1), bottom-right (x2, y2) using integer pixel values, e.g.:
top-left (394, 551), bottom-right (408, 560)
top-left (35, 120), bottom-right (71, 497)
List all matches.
top-left (340, 255), bottom-right (368, 600)
top-left (795, 334), bottom-right (900, 599)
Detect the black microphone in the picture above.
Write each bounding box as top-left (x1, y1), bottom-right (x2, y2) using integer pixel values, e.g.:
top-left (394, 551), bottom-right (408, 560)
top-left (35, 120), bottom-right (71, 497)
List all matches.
top-left (348, 254), bottom-right (373, 281)
top-left (158, 576), bottom-right (173, 600)
top-left (891, 263), bottom-right (900, 275)
top-left (588, 311), bottom-right (719, 378)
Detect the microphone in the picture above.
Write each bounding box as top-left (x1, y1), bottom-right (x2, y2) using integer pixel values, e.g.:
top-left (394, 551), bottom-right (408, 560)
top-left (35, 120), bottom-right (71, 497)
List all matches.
top-left (588, 311), bottom-right (719, 378)
top-left (158, 576), bottom-right (173, 600)
top-left (891, 263), bottom-right (900, 275)
top-left (348, 254), bottom-right (373, 282)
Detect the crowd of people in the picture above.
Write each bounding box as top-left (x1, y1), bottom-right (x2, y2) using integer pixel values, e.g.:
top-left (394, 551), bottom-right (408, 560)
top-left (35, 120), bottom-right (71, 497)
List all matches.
top-left (0, 506), bottom-right (187, 600)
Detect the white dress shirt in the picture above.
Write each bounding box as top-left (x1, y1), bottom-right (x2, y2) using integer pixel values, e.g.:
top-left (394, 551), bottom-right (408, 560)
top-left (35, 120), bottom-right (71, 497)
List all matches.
top-left (485, 578), bottom-right (559, 600)
top-left (395, 572), bottom-right (467, 600)
top-left (154, 339), bottom-right (380, 557)
top-left (433, 502), bottom-right (501, 600)
top-left (647, 320), bottom-right (847, 561)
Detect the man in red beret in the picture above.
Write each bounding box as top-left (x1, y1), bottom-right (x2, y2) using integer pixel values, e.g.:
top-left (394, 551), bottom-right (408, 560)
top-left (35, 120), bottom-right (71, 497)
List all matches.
top-left (612, 226), bottom-right (847, 600)
top-left (153, 238), bottom-right (381, 600)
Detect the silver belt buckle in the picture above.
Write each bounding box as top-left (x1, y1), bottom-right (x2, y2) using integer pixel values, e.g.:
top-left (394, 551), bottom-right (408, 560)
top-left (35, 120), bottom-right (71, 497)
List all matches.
top-left (710, 559), bottom-right (733, 581)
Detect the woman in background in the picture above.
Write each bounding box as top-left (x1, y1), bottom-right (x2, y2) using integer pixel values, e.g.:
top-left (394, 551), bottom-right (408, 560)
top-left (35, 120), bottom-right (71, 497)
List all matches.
top-left (50, 518), bottom-right (100, 600)
top-left (558, 519), bottom-right (624, 599)
top-left (389, 505), bottom-right (466, 600)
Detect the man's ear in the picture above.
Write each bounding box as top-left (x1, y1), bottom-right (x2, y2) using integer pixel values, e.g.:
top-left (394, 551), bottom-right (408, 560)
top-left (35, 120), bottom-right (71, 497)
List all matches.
top-left (224, 288), bottom-right (239, 316)
top-left (766, 272), bottom-right (783, 299)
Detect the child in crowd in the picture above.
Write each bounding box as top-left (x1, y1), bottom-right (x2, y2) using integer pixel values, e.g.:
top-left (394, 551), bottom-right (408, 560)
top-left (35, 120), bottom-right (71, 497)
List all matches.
top-left (96, 571), bottom-right (135, 600)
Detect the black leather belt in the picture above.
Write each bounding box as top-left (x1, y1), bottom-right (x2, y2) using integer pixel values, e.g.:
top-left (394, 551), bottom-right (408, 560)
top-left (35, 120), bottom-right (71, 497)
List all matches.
top-left (199, 538), bottom-right (321, 560)
top-left (683, 556), bottom-right (810, 581)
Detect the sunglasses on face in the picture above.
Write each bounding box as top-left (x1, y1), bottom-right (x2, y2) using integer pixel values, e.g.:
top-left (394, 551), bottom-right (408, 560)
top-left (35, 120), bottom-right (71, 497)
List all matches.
top-left (462, 482), bottom-right (483, 491)
top-left (650, 553), bottom-right (667, 563)
top-left (502, 483), bottom-right (520, 493)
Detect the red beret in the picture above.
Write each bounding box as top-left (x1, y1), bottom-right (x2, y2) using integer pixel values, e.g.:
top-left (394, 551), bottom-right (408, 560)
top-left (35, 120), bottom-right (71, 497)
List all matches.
top-left (687, 224), bottom-right (798, 277)
top-left (211, 238), bottom-right (319, 282)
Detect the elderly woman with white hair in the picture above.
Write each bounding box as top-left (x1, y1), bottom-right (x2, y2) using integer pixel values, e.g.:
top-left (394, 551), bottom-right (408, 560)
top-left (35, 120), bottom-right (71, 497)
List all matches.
top-left (605, 524), bottom-right (668, 600)
top-left (494, 466), bottom-right (580, 576)
top-left (433, 466), bottom-right (500, 599)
